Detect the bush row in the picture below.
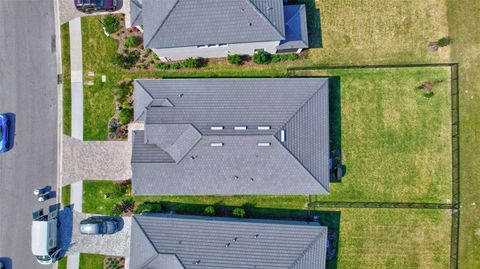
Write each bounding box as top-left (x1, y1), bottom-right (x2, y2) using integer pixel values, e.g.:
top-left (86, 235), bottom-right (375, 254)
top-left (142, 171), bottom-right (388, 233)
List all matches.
top-left (155, 57), bottom-right (202, 70)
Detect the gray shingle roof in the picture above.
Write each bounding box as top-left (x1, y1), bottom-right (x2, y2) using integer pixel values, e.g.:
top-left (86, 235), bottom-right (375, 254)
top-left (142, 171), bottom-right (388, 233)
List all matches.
top-left (277, 5), bottom-right (309, 50)
top-left (130, 0), bottom-right (143, 26)
top-left (130, 214), bottom-right (328, 269)
top-left (131, 78), bottom-right (330, 195)
top-left (142, 0), bottom-right (285, 49)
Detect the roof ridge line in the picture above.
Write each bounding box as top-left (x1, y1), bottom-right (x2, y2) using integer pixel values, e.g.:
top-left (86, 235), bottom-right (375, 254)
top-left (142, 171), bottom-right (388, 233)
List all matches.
top-left (145, 0), bottom-right (180, 47)
top-left (277, 79), bottom-right (329, 133)
top-left (246, 0), bottom-right (285, 39)
top-left (288, 228), bottom-right (327, 269)
top-left (132, 217), bottom-right (161, 268)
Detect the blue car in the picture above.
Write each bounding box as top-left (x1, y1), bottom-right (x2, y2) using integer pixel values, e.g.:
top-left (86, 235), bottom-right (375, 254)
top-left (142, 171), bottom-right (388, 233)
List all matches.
top-left (0, 114), bottom-right (12, 152)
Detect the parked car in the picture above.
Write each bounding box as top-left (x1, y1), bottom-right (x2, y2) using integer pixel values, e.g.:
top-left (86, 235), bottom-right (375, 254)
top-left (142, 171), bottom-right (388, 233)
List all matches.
top-left (32, 217), bottom-right (60, 265)
top-left (74, 0), bottom-right (117, 13)
top-left (0, 113), bottom-right (12, 153)
top-left (0, 260), bottom-right (4, 269)
top-left (80, 217), bottom-right (119, 235)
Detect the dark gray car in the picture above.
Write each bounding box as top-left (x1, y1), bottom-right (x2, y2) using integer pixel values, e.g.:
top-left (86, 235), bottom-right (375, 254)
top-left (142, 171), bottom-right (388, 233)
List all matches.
top-left (79, 217), bottom-right (119, 235)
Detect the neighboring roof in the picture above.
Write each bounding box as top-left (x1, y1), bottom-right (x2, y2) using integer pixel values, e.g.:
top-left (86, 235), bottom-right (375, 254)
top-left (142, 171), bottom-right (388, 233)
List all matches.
top-left (142, 0), bottom-right (285, 49)
top-left (130, 0), bottom-right (143, 26)
top-left (132, 78), bottom-right (330, 195)
top-left (278, 5), bottom-right (309, 50)
top-left (129, 214), bottom-right (328, 269)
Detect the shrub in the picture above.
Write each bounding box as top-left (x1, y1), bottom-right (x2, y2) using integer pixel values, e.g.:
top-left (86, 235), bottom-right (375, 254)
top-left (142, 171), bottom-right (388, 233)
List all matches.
top-left (227, 54), bottom-right (243, 65)
top-left (287, 53), bottom-right (299, 60)
top-left (115, 198), bottom-right (135, 215)
top-left (171, 62), bottom-right (182, 69)
top-left (253, 50), bottom-right (271, 64)
top-left (155, 63), bottom-right (170, 70)
top-left (203, 206), bottom-right (216, 216)
top-left (271, 53), bottom-right (299, 63)
top-left (143, 48), bottom-right (151, 57)
top-left (103, 15), bottom-right (120, 34)
top-left (119, 108), bottom-right (133, 125)
top-left (124, 36), bottom-right (140, 48)
top-left (437, 36), bottom-right (452, 47)
top-left (111, 183), bottom-right (127, 198)
top-left (181, 57), bottom-right (201, 68)
top-left (135, 202), bottom-right (163, 214)
top-left (152, 53), bottom-right (160, 61)
top-left (113, 80), bottom-right (133, 107)
top-left (111, 53), bottom-right (139, 69)
top-left (232, 208), bottom-right (246, 218)
top-left (111, 203), bottom-right (124, 216)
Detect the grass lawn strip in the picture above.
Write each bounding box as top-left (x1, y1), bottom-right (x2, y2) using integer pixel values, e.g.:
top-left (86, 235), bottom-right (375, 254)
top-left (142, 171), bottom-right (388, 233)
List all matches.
top-left (79, 253), bottom-right (104, 269)
top-left (331, 208), bottom-right (451, 269)
top-left (447, 0), bottom-right (480, 267)
top-left (61, 184), bottom-right (71, 206)
top-left (57, 257), bottom-right (67, 269)
top-left (296, 67), bottom-right (452, 203)
top-left (60, 23), bottom-right (71, 136)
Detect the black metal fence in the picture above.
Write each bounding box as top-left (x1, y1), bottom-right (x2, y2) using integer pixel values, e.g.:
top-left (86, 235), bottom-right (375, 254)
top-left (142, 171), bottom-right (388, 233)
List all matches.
top-left (289, 63), bottom-right (461, 269)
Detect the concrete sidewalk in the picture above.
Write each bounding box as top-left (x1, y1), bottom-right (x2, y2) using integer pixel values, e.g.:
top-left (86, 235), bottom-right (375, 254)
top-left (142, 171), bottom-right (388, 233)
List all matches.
top-left (69, 17), bottom-right (84, 140)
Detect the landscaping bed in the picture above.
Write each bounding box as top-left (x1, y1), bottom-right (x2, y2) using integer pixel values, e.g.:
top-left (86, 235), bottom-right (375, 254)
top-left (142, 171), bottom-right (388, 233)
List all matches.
top-left (291, 66), bottom-right (452, 203)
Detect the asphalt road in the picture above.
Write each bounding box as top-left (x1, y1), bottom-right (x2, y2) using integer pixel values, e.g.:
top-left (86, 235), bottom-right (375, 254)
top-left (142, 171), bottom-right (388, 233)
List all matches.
top-left (0, 0), bottom-right (58, 268)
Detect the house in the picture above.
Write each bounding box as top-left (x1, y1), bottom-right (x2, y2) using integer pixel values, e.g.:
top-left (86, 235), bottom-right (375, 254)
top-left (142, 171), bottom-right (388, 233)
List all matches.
top-left (129, 214), bottom-right (328, 269)
top-left (131, 78), bottom-right (330, 195)
top-left (129, 0), bottom-right (309, 61)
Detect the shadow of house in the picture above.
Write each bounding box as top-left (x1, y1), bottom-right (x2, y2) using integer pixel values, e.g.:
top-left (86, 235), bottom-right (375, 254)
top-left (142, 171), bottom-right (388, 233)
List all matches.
top-left (289, 0), bottom-right (323, 48)
top-left (142, 202), bottom-right (340, 269)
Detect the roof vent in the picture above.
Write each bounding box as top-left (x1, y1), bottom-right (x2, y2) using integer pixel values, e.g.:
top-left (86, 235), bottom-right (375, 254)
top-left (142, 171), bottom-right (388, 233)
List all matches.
top-left (254, 234), bottom-right (259, 239)
top-left (194, 260), bottom-right (201, 265)
top-left (257, 142), bottom-right (271, 147)
top-left (250, 178), bottom-right (254, 181)
top-left (280, 130), bottom-right (286, 142)
top-left (210, 142), bottom-right (224, 147)
top-left (234, 237), bottom-right (238, 241)
top-left (249, 22), bottom-right (252, 26)
top-left (258, 126), bottom-right (271, 130)
top-left (234, 126), bottom-right (247, 130)
top-left (178, 93), bottom-right (184, 97)
top-left (210, 126), bottom-right (224, 130)
top-left (178, 240), bottom-right (182, 244)
top-left (225, 242), bottom-right (230, 248)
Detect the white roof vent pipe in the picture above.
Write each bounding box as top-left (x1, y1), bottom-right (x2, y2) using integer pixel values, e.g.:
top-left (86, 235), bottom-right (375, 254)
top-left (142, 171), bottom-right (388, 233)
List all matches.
top-left (258, 126), bottom-right (271, 130)
top-left (210, 142), bottom-right (224, 147)
top-left (257, 142), bottom-right (271, 147)
top-left (280, 130), bottom-right (286, 142)
top-left (234, 126), bottom-right (247, 130)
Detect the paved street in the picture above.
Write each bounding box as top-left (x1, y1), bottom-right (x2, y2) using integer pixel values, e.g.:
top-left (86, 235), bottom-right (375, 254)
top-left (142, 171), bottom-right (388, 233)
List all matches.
top-left (0, 0), bottom-right (58, 268)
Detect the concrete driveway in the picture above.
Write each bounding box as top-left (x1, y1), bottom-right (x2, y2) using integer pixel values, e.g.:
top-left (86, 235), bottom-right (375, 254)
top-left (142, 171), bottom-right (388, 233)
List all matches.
top-left (66, 211), bottom-right (131, 257)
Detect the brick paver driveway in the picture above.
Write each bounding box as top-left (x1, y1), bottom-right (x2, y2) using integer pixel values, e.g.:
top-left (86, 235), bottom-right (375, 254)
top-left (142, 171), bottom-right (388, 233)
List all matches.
top-left (59, 0), bottom-right (131, 25)
top-left (66, 211), bottom-right (131, 257)
top-left (62, 135), bottom-right (132, 185)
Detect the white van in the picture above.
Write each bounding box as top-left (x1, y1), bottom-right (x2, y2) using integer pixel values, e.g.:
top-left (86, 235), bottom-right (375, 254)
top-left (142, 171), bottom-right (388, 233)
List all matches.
top-left (31, 218), bottom-right (60, 265)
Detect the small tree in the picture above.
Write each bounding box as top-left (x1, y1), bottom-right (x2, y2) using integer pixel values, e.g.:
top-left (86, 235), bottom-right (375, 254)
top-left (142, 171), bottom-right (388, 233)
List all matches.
top-left (253, 50), bottom-right (271, 64)
top-left (119, 108), bottom-right (133, 125)
top-left (124, 36), bottom-right (140, 48)
top-left (437, 36), bottom-right (452, 47)
top-left (203, 206), bottom-right (216, 216)
top-left (232, 208), bottom-right (246, 218)
top-left (103, 15), bottom-right (120, 34)
top-left (135, 202), bottom-right (163, 214)
top-left (227, 54), bottom-right (243, 65)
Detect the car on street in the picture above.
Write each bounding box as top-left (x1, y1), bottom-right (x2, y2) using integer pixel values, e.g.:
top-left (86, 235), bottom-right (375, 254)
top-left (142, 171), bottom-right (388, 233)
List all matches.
top-left (74, 0), bottom-right (117, 13)
top-left (0, 113), bottom-right (12, 153)
top-left (80, 217), bottom-right (119, 235)
top-left (0, 260), bottom-right (4, 269)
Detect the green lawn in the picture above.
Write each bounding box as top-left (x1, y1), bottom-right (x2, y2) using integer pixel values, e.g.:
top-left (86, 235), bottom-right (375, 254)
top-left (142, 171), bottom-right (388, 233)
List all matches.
top-left (332, 208), bottom-right (451, 269)
top-left (291, 67), bottom-right (452, 203)
top-left (57, 257), bottom-right (67, 269)
top-left (447, 0), bottom-right (480, 268)
top-left (79, 253), bottom-right (104, 269)
top-left (61, 184), bottom-right (71, 206)
top-left (61, 23), bottom-right (71, 136)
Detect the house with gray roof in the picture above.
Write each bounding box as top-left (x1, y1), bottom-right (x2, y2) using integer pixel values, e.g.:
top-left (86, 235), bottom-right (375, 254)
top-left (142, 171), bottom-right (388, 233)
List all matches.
top-left (129, 214), bottom-right (328, 269)
top-left (131, 78), bottom-right (330, 195)
top-left (130, 0), bottom-right (309, 61)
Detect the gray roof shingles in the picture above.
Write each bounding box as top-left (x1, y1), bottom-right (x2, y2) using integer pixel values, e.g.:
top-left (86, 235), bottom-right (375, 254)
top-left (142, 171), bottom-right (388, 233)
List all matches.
top-left (142, 0), bottom-right (285, 48)
top-left (130, 214), bottom-right (328, 269)
top-left (130, 0), bottom-right (143, 26)
top-left (131, 78), bottom-right (330, 195)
